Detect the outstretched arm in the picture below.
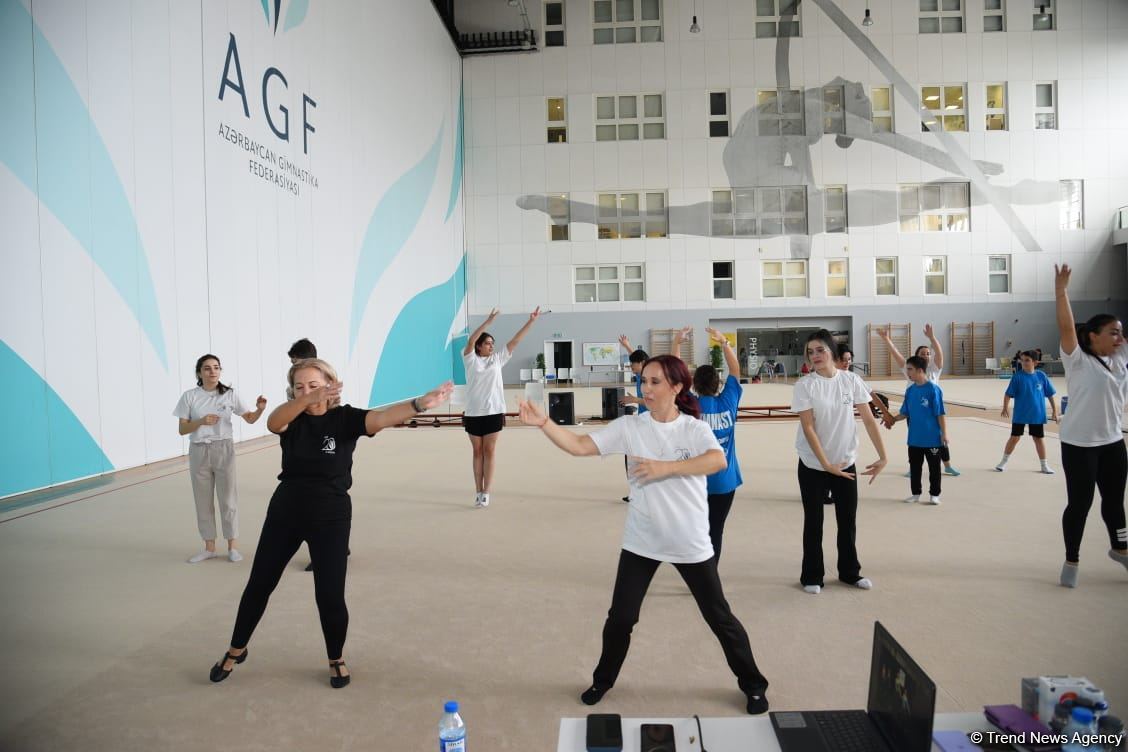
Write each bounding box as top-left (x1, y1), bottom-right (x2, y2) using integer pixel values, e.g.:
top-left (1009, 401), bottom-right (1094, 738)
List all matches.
top-left (878, 328), bottom-right (907, 369)
top-left (618, 334), bottom-right (633, 353)
top-left (1054, 265), bottom-right (1079, 355)
top-left (463, 308), bottom-right (500, 356)
top-left (506, 307), bottom-right (541, 354)
top-left (364, 382), bottom-right (454, 434)
top-left (924, 323), bottom-right (943, 371)
top-left (518, 400), bottom-right (599, 456)
top-left (705, 327), bottom-right (739, 375)
top-left (268, 383), bottom-right (341, 434)
top-left (671, 325), bottom-right (692, 360)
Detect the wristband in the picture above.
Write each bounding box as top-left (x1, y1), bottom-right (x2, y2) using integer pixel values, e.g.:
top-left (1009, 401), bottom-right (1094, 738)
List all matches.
top-left (412, 397), bottom-right (422, 413)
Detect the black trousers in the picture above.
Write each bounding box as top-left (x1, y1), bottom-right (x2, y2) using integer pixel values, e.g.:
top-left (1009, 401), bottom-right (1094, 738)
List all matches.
top-left (230, 487), bottom-right (352, 659)
top-left (708, 491), bottom-right (736, 562)
top-left (1061, 441), bottom-right (1128, 563)
top-left (908, 446), bottom-right (942, 497)
top-left (591, 549), bottom-right (768, 695)
top-left (797, 461), bottom-right (861, 587)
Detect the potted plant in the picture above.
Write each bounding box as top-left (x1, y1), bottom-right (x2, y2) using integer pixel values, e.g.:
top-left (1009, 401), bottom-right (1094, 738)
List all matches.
top-left (710, 344), bottom-right (723, 372)
top-left (535, 352), bottom-right (545, 371)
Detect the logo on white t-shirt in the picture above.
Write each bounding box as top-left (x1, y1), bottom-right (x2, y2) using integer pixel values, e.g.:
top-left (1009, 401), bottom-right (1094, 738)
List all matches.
top-left (675, 447), bottom-right (691, 460)
top-left (321, 436), bottom-right (336, 454)
top-left (840, 389), bottom-right (853, 405)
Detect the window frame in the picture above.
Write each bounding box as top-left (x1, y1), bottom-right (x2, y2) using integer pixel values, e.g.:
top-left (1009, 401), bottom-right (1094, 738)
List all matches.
top-left (871, 86), bottom-right (894, 133)
top-left (548, 193), bottom-right (570, 241)
top-left (985, 83), bottom-right (1007, 131)
top-left (712, 261), bottom-right (735, 300)
top-left (756, 88), bottom-right (805, 136)
top-left (823, 85), bottom-right (845, 135)
top-left (921, 83), bottom-right (967, 132)
top-left (923, 255), bottom-right (948, 295)
top-left (545, 0), bottom-right (566, 46)
top-left (898, 182), bottom-right (970, 233)
top-left (708, 90), bottom-right (730, 138)
top-left (710, 186), bottom-right (808, 237)
top-left (592, 0), bottom-right (663, 44)
top-left (988, 254), bottom-right (1011, 294)
top-left (761, 259), bottom-right (808, 299)
top-left (875, 257), bottom-right (898, 296)
top-left (1059, 179), bottom-right (1083, 230)
top-left (1034, 81), bottom-right (1057, 130)
top-left (826, 258), bottom-right (849, 297)
top-left (1033, 0), bottom-right (1054, 30)
top-left (754, 0), bottom-right (801, 38)
top-left (596, 191), bottom-right (668, 239)
top-left (574, 263), bottom-right (646, 302)
top-left (595, 93), bottom-right (665, 141)
top-left (919, 0), bottom-right (965, 33)
top-left (547, 97), bottom-right (567, 143)
top-left (983, 0), bottom-right (1005, 30)
top-left (823, 185), bottom-right (848, 234)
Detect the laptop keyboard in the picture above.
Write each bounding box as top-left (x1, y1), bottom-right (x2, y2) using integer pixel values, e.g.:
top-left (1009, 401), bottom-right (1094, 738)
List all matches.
top-left (813, 711), bottom-right (886, 752)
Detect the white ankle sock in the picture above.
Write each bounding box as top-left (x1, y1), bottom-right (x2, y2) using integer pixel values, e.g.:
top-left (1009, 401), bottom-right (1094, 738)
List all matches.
top-left (995, 454), bottom-right (1010, 471)
top-left (188, 550), bottom-right (217, 564)
top-left (803, 585), bottom-right (821, 594)
top-left (1060, 562), bottom-right (1079, 588)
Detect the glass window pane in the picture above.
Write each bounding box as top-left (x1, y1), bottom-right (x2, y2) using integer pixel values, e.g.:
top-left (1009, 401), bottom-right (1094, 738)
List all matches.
top-left (1033, 13), bottom-right (1052, 30)
top-left (828, 277), bottom-right (848, 296)
top-left (551, 224), bottom-right (569, 241)
top-left (547, 3), bottom-right (564, 25)
top-left (596, 97), bottom-right (616, 119)
top-left (625, 265), bottom-right (643, 279)
top-left (784, 188), bottom-right (805, 213)
top-left (595, 124), bottom-right (617, 141)
top-left (873, 116), bottom-right (893, 133)
top-left (780, 0), bottom-right (798, 13)
top-left (1036, 84), bottom-right (1054, 107)
top-left (780, 90), bottom-right (802, 113)
top-left (733, 189), bottom-right (756, 214)
top-left (780, 20), bottom-right (800, 36)
top-left (942, 114), bottom-right (966, 131)
top-left (946, 212), bottom-right (968, 231)
top-left (620, 193), bottom-right (639, 215)
top-left (942, 182), bottom-right (968, 209)
top-left (784, 217), bottom-right (806, 234)
top-left (877, 277), bottom-right (897, 295)
top-left (624, 282), bottom-right (645, 301)
top-left (989, 256), bottom-right (1008, 272)
top-left (639, 25), bottom-right (662, 42)
top-left (986, 114), bottom-right (1006, 130)
top-left (547, 127), bottom-right (567, 143)
top-left (985, 0), bottom-right (1001, 8)
top-left (593, 27), bottom-right (614, 43)
top-left (925, 276), bottom-right (946, 294)
top-left (599, 266), bottom-right (618, 280)
top-left (618, 123), bottom-right (639, 140)
top-left (713, 261), bottom-right (733, 278)
top-left (622, 221), bottom-right (643, 238)
top-left (757, 90), bottom-right (778, 109)
top-left (900, 215), bottom-right (920, 232)
top-left (758, 188), bottom-right (782, 214)
top-left (785, 277), bottom-right (807, 297)
top-left (989, 274), bottom-right (1009, 293)
top-left (763, 261), bottom-right (782, 275)
top-left (761, 218), bottom-right (783, 235)
top-left (756, 0), bottom-right (775, 15)
top-left (645, 217), bottom-right (667, 237)
top-left (785, 261), bottom-right (806, 275)
top-left (940, 15), bottom-right (962, 32)
top-left (919, 17), bottom-right (940, 33)
top-left (709, 120), bottom-right (730, 137)
top-left (826, 187), bottom-right (845, 213)
top-left (828, 260), bottom-right (846, 275)
top-left (826, 216), bottom-right (846, 233)
top-left (714, 280), bottom-right (734, 299)
top-left (598, 282), bottom-right (620, 301)
top-left (925, 257), bottom-right (945, 273)
top-left (641, 0), bottom-right (660, 20)
top-left (920, 0), bottom-right (939, 10)
top-left (643, 122), bottom-right (664, 139)
top-left (618, 96), bottom-right (638, 119)
top-left (983, 15), bottom-right (1003, 31)
top-left (824, 88), bottom-right (843, 111)
top-left (710, 92), bottom-right (727, 116)
top-left (872, 87), bottom-right (890, 112)
top-left (576, 267), bottom-right (595, 280)
top-left (712, 218), bottom-right (734, 236)
top-left (781, 118), bottom-right (805, 135)
top-left (598, 223), bottom-right (619, 239)
top-left (615, 26), bottom-right (636, 42)
top-left (548, 98), bottom-right (565, 121)
top-left (594, 0), bottom-right (613, 22)
top-left (876, 259), bottom-right (896, 274)
top-left (922, 215), bottom-right (944, 232)
top-left (734, 217), bottom-right (757, 236)
top-left (598, 194), bottom-right (618, 217)
top-left (1035, 113), bottom-right (1056, 129)
top-left (644, 94), bottom-right (662, 118)
top-left (645, 193), bottom-right (665, 213)
top-left (922, 87), bottom-right (941, 108)
top-left (615, 0), bottom-right (634, 21)
top-left (944, 86), bottom-right (965, 109)
top-left (763, 279), bottom-right (784, 297)
top-left (986, 84), bottom-right (1005, 107)
top-left (920, 185), bottom-right (942, 211)
top-left (712, 190), bottom-right (733, 214)
top-left (575, 283), bottom-right (596, 301)
top-left (548, 194), bottom-right (569, 218)
top-left (755, 21), bottom-right (776, 37)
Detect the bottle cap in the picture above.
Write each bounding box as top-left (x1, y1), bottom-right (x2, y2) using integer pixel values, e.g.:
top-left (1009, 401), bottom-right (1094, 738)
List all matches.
top-left (444, 701), bottom-right (459, 713)
top-left (1071, 706), bottom-right (1093, 724)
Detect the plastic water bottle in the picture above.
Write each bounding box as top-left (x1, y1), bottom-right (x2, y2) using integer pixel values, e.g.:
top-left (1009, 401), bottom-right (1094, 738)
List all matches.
top-left (439, 700), bottom-right (466, 752)
top-left (1062, 706), bottom-right (1095, 751)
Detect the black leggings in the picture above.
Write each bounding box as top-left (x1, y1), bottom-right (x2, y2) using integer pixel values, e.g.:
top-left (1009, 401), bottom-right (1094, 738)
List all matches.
top-left (1061, 441), bottom-right (1128, 563)
top-left (908, 446), bottom-right (942, 497)
top-left (708, 491), bottom-right (736, 562)
top-left (230, 490), bottom-right (352, 659)
top-left (591, 549), bottom-right (768, 695)
top-left (797, 461), bottom-right (861, 587)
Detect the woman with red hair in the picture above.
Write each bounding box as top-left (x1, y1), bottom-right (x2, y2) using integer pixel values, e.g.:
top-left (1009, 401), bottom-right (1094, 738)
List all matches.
top-left (518, 354), bottom-right (770, 715)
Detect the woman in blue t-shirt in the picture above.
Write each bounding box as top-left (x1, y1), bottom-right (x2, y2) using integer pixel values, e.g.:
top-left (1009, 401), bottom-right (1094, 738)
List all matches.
top-left (996, 351), bottom-right (1059, 473)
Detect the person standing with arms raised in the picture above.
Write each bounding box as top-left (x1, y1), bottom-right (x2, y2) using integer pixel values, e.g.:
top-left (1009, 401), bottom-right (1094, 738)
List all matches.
top-left (462, 307), bottom-right (541, 508)
top-left (1052, 264), bottom-right (1128, 588)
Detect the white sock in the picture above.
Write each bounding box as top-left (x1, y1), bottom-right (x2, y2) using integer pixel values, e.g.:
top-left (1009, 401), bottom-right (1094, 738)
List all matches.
top-left (228, 549), bottom-right (243, 562)
top-left (853, 577), bottom-right (874, 590)
top-left (803, 585), bottom-right (821, 594)
top-left (187, 550), bottom-right (217, 564)
top-left (996, 454), bottom-right (1010, 470)
top-left (1060, 562), bottom-right (1079, 588)
top-left (1040, 459), bottom-right (1054, 474)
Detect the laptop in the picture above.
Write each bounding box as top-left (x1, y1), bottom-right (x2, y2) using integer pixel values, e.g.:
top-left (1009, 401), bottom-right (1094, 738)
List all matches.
top-left (769, 621), bottom-right (937, 752)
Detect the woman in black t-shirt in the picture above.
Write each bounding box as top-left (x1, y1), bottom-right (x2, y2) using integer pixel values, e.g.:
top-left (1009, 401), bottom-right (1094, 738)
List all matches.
top-left (208, 359), bottom-right (452, 688)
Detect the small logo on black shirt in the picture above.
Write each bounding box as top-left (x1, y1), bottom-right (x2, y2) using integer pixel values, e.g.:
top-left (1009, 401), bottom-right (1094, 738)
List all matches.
top-left (321, 436), bottom-right (336, 454)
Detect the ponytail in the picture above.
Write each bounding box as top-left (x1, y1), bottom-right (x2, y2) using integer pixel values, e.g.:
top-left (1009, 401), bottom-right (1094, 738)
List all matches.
top-left (676, 390), bottom-right (701, 419)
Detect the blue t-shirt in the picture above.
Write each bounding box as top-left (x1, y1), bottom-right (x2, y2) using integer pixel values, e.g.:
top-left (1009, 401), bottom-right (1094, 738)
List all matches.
top-left (697, 375), bottom-right (742, 494)
top-left (1006, 369), bottom-right (1056, 425)
top-left (634, 373), bottom-right (648, 414)
top-left (899, 381), bottom-right (946, 448)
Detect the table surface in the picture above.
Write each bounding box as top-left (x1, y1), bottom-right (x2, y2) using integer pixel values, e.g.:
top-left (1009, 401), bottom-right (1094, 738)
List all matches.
top-left (558, 712), bottom-right (989, 752)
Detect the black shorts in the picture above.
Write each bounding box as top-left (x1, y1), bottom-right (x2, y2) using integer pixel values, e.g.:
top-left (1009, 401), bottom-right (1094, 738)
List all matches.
top-left (463, 413), bottom-right (504, 436)
top-left (1011, 423), bottom-right (1045, 438)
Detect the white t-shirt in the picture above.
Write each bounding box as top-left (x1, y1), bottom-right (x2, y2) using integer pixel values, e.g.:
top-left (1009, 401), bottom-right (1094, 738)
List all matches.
top-left (1059, 342), bottom-right (1128, 447)
top-left (791, 369), bottom-right (873, 471)
top-left (173, 387), bottom-right (250, 443)
top-left (901, 360), bottom-right (941, 383)
top-left (590, 412), bottom-right (723, 564)
top-left (463, 348), bottom-right (512, 416)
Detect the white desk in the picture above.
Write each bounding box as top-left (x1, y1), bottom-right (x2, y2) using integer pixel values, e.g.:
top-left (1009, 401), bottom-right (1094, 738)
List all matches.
top-left (558, 712), bottom-right (989, 752)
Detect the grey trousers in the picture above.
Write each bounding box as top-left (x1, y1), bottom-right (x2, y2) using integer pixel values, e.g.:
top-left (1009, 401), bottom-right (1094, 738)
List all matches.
top-left (189, 440), bottom-right (238, 541)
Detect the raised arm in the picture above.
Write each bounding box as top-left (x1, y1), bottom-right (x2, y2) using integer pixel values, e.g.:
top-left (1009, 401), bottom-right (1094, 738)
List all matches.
top-left (618, 334), bottom-right (633, 353)
top-left (242, 395), bottom-right (268, 424)
top-left (706, 327), bottom-right (740, 375)
top-left (924, 323), bottom-right (944, 371)
top-left (463, 308), bottom-right (500, 356)
top-left (1054, 265), bottom-right (1078, 355)
top-left (267, 383), bottom-right (342, 434)
top-left (506, 307), bottom-right (541, 354)
top-left (878, 328), bottom-right (907, 369)
top-left (671, 325), bottom-right (692, 360)
top-left (365, 382), bottom-right (453, 434)
top-left (518, 399), bottom-right (599, 456)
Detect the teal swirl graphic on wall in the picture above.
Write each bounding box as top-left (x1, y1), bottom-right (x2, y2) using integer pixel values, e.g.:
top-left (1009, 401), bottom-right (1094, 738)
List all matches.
top-left (0, 340), bottom-right (111, 497)
top-left (348, 126), bottom-right (444, 354)
top-left (260, 0), bottom-right (309, 34)
top-left (369, 255), bottom-right (468, 406)
top-left (445, 85), bottom-right (464, 221)
top-left (0, 0), bottom-right (168, 366)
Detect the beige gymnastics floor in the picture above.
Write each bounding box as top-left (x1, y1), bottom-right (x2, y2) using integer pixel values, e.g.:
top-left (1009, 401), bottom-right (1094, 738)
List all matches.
top-left (1, 414), bottom-right (1125, 751)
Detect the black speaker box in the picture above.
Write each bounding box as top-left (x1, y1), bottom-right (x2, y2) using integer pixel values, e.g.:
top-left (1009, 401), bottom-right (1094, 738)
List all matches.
top-left (601, 387), bottom-right (623, 420)
top-left (548, 391), bottom-right (575, 425)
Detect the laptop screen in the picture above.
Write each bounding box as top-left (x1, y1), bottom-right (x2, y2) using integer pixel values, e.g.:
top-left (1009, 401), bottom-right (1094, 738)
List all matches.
top-left (866, 621), bottom-right (937, 752)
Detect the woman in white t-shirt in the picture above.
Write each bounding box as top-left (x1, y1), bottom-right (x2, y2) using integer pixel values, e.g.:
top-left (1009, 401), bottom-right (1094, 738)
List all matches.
top-left (1053, 264), bottom-right (1128, 588)
top-left (461, 307), bottom-right (541, 508)
top-left (516, 354), bottom-right (771, 715)
top-left (173, 354), bottom-right (266, 563)
top-left (791, 330), bottom-right (888, 594)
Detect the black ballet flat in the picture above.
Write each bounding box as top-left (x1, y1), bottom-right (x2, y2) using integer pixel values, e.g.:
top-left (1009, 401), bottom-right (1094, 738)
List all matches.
top-left (329, 659), bottom-right (350, 689)
top-left (209, 648), bottom-right (248, 683)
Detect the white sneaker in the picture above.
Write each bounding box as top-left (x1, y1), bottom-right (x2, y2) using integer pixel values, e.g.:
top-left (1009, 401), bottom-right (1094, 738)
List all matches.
top-left (904, 495), bottom-right (920, 504)
top-left (995, 463), bottom-right (1007, 472)
top-left (473, 493), bottom-right (484, 508)
top-left (925, 496), bottom-right (941, 505)
top-left (228, 549), bottom-right (244, 562)
top-left (853, 577), bottom-right (874, 590)
top-left (803, 585), bottom-right (821, 594)
top-left (479, 493), bottom-right (490, 508)
top-left (187, 550), bottom-right (217, 564)
top-left (1040, 466), bottom-right (1056, 475)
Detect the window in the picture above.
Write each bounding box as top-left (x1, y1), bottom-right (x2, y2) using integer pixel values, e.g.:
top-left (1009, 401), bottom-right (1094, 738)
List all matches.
top-left (1033, 0), bottom-right (1054, 30)
top-left (755, 0), bottom-right (801, 38)
top-left (574, 264), bottom-right (645, 302)
top-left (1060, 180), bottom-right (1083, 230)
top-left (595, 93), bottom-right (664, 141)
top-left (1035, 82), bottom-right (1057, 129)
top-left (988, 255), bottom-right (1011, 293)
top-left (713, 262), bottom-right (734, 299)
top-left (983, 0), bottom-right (1004, 31)
top-left (826, 259), bottom-right (849, 297)
top-left (871, 86), bottom-right (893, 133)
top-left (757, 89), bottom-right (804, 136)
top-left (593, 0), bottom-right (662, 44)
top-left (824, 186), bottom-right (848, 233)
top-left (710, 187), bottom-right (807, 237)
top-left (762, 260), bottom-right (807, 298)
top-left (548, 194), bottom-right (570, 240)
top-left (924, 256), bottom-right (947, 295)
top-left (823, 86), bottom-right (845, 135)
top-left (985, 83), bottom-right (1007, 130)
top-left (921, 84), bottom-right (966, 132)
top-left (709, 91), bottom-right (730, 137)
top-left (919, 0), bottom-right (964, 33)
top-left (875, 257), bottom-right (898, 295)
top-left (899, 182), bottom-right (970, 232)
top-left (545, 1), bottom-right (565, 46)
top-left (547, 97), bottom-right (567, 143)
top-left (597, 191), bottom-right (667, 238)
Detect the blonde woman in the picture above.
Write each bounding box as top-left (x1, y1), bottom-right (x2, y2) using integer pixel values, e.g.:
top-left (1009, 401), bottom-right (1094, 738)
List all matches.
top-left (209, 359), bottom-right (452, 687)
